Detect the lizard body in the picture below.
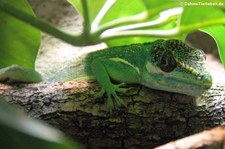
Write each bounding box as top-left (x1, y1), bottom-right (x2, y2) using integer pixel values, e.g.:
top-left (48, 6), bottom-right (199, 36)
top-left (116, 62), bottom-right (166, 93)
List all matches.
top-left (45, 39), bottom-right (212, 107)
top-left (0, 39), bottom-right (212, 107)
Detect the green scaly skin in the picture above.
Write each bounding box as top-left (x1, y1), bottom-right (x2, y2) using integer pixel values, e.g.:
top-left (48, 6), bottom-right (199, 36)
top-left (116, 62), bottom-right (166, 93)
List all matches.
top-left (0, 64), bottom-right (42, 83)
top-left (0, 39), bottom-right (212, 108)
top-left (45, 39), bottom-right (212, 108)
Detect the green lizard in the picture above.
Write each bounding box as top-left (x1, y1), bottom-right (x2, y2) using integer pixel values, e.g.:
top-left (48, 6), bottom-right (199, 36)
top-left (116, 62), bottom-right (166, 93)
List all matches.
top-left (0, 39), bottom-right (212, 108)
top-left (46, 39), bottom-right (212, 107)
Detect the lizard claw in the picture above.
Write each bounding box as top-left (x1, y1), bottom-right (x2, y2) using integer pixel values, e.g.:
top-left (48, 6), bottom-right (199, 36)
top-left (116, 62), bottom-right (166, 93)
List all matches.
top-left (95, 88), bottom-right (105, 99)
top-left (116, 83), bottom-right (126, 87)
top-left (106, 91), bottom-right (126, 109)
top-left (95, 83), bottom-right (128, 109)
top-left (115, 83), bottom-right (133, 94)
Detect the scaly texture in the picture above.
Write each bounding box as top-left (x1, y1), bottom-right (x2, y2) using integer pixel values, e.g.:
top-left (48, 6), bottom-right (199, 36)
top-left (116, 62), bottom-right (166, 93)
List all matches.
top-left (44, 39), bottom-right (212, 108)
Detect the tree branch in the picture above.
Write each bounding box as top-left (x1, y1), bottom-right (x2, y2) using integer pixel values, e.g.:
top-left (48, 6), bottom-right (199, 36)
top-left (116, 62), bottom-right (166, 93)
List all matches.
top-left (0, 80), bottom-right (224, 148)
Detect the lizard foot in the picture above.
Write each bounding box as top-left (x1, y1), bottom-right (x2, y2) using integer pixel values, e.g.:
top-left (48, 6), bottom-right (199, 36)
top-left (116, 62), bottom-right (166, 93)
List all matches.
top-left (96, 83), bottom-right (130, 109)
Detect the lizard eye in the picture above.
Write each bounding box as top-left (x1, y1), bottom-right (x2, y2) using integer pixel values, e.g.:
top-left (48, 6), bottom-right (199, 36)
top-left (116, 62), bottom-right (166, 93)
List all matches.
top-left (158, 50), bottom-right (177, 72)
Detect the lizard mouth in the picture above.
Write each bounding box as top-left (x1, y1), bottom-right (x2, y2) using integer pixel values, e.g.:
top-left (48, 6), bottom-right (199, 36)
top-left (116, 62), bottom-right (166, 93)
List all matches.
top-left (158, 74), bottom-right (212, 96)
top-left (142, 73), bottom-right (212, 96)
top-left (145, 62), bottom-right (212, 96)
top-left (169, 73), bottom-right (212, 89)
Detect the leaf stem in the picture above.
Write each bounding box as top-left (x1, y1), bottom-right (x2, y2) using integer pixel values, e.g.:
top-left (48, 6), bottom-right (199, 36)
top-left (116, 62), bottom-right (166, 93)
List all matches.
top-left (100, 18), bottom-right (225, 41)
top-left (179, 19), bottom-right (225, 34)
top-left (0, 1), bottom-right (95, 46)
top-left (1, 1), bottom-right (224, 46)
top-left (100, 28), bottom-right (179, 41)
top-left (94, 12), bottom-right (148, 34)
top-left (103, 8), bottom-right (181, 33)
top-left (91, 0), bottom-right (116, 32)
top-left (82, 0), bottom-right (91, 35)
top-left (94, 7), bottom-right (182, 36)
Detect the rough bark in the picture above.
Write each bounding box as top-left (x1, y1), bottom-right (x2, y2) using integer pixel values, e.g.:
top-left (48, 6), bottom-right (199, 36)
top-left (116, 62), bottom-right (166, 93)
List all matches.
top-left (0, 80), bottom-right (225, 149)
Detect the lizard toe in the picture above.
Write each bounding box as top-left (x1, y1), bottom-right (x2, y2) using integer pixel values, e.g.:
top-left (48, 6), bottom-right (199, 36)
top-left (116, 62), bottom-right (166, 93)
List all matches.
top-left (106, 93), bottom-right (114, 109)
top-left (112, 92), bottom-right (126, 107)
top-left (95, 88), bottom-right (105, 99)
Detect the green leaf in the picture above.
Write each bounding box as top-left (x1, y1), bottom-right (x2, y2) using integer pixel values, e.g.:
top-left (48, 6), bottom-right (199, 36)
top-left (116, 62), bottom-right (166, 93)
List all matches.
top-left (180, 6), bottom-right (225, 33)
top-left (101, 0), bottom-right (181, 46)
top-left (200, 25), bottom-right (225, 67)
top-left (141, 0), bottom-right (180, 17)
top-left (0, 0), bottom-right (41, 69)
top-left (67, 0), bottom-right (225, 47)
top-left (0, 100), bottom-right (82, 149)
top-left (106, 1), bottom-right (225, 46)
top-left (105, 11), bottom-right (182, 46)
top-left (100, 0), bottom-right (146, 25)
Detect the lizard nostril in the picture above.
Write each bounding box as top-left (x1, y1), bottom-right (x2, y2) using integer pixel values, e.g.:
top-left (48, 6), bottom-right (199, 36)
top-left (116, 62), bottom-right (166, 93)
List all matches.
top-left (202, 74), bottom-right (212, 88)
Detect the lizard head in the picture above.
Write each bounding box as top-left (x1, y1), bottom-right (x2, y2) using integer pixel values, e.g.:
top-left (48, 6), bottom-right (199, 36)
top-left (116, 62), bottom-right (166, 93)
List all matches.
top-left (142, 39), bottom-right (212, 96)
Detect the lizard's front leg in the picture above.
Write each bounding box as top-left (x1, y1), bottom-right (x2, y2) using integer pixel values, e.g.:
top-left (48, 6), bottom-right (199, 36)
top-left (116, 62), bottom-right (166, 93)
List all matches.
top-left (91, 58), bottom-right (140, 108)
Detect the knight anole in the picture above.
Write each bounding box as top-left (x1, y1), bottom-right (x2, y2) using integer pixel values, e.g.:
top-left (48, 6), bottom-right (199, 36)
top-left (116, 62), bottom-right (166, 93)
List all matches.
top-left (0, 39), bottom-right (212, 108)
top-left (46, 39), bottom-right (212, 107)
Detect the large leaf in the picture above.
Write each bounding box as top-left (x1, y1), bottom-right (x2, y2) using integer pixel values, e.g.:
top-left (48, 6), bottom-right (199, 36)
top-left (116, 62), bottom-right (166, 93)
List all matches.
top-left (141, 0), bottom-right (180, 17)
top-left (106, 1), bottom-right (225, 46)
top-left (0, 0), bottom-right (41, 69)
top-left (200, 25), bottom-right (225, 67)
top-left (100, 0), bottom-right (146, 25)
top-left (0, 100), bottom-right (82, 149)
top-left (101, 0), bottom-right (182, 46)
top-left (105, 9), bottom-right (183, 46)
top-left (180, 6), bottom-right (225, 32)
top-left (143, 0), bottom-right (225, 18)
